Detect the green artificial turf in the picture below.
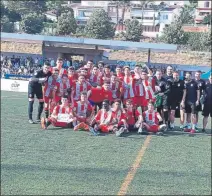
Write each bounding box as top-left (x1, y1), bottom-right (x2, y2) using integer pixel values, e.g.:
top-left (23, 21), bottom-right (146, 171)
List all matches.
top-left (1, 91), bottom-right (211, 195)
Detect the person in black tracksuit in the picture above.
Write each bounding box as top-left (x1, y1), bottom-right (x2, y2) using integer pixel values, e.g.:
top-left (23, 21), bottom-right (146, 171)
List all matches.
top-left (202, 75), bottom-right (212, 132)
top-left (154, 69), bottom-right (170, 126)
top-left (194, 71), bottom-right (206, 127)
top-left (28, 62), bottom-right (51, 124)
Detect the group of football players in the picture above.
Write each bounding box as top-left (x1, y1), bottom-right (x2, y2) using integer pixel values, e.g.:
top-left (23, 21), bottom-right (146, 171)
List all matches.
top-left (27, 58), bottom-right (212, 136)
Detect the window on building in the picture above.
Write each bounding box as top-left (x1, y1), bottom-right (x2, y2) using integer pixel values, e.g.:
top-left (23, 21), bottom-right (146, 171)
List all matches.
top-left (204, 1), bottom-right (210, 8)
top-left (163, 15), bottom-right (168, 20)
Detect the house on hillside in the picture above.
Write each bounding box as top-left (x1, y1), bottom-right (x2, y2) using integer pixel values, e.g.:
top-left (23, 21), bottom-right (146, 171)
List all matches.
top-left (195, 1), bottom-right (211, 24)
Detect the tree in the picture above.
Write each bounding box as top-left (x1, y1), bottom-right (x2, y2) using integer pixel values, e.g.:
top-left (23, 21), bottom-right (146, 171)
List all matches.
top-left (5, 1), bottom-right (47, 16)
top-left (124, 19), bottom-right (143, 42)
top-left (110, 0), bottom-right (131, 25)
top-left (202, 14), bottom-right (212, 25)
top-left (1, 16), bottom-right (14, 33)
top-left (85, 9), bottom-right (115, 39)
top-left (56, 12), bottom-right (77, 35)
top-left (159, 4), bottom-right (196, 44)
top-left (159, 20), bottom-right (188, 44)
top-left (187, 32), bottom-right (212, 52)
top-left (177, 5), bottom-right (195, 25)
top-left (20, 13), bottom-right (44, 34)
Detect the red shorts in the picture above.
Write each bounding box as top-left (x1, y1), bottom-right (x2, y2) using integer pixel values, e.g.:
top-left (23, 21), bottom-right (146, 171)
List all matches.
top-left (142, 98), bottom-right (156, 107)
top-left (145, 124), bottom-right (159, 133)
top-left (44, 96), bottom-right (53, 103)
top-left (133, 96), bottom-right (145, 107)
top-left (49, 117), bottom-right (68, 127)
top-left (98, 124), bottom-right (116, 133)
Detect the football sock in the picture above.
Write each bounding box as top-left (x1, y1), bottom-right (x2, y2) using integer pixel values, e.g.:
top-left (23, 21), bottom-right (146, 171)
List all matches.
top-left (164, 111), bottom-right (168, 124)
top-left (46, 120), bottom-right (51, 127)
top-left (45, 109), bottom-right (49, 118)
top-left (37, 102), bottom-right (44, 120)
top-left (28, 101), bottom-right (34, 120)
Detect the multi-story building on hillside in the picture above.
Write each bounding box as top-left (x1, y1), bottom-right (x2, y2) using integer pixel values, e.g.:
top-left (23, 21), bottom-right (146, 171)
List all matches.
top-left (195, 1), bottom-right (211, 24)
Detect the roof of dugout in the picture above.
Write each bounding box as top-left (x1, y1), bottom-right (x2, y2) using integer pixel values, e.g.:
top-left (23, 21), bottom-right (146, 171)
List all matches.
top-left (1, 32), bottom-right (177, 53)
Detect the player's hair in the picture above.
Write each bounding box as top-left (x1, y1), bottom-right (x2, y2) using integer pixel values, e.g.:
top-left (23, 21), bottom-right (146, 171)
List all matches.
top-left (111, 73), bottom-right (117, 77)
top-left (68, 66), bottom-right (74, 70)
top-left (123, 66), bottom-right (130, 70)
top-left (156, 69), bottom-right (162, 72)
top-left (104, 64), bottom-right (110, 69)
top-left (98, 61), bottom-right (104, 66)
top-left (88, 60), bottom-right (93, 63)
top-left (126, 99), bottom-right (133, 104)
top-left (62, 94), bottom-right (69, 99)
top-left (167, 65), bottom-right (173, 69)
top-left (114, 99), bottom-right (121, 104)
top-left (141, 70), bottom-right (148, 74)
top-left (80, 91), bottom-right (87, 96)
top-left (135, 65), bottom-right (140, 68)
top-left (62, 74), bottom-right (68, 78)
top-left (78, 74), bottom-right (85, 78)
top-left (116, 65), bottom-right (122, 69)
top-left (173, 71), bottom-right (179, 74)
top-left (185, 72), bottom-right (191, 75)
top-left (44, 62), bottom-right (51, 66)
top-left (57, 57), bottom-right (63, 61)
top-left (102, 99), bottom-right (109, 104)
top-left (195, 70), bottom-right (202, 74)
top-left (148, 100), bottom-right (154, 105)
top-left (93, 66), bottom-right (98, 69)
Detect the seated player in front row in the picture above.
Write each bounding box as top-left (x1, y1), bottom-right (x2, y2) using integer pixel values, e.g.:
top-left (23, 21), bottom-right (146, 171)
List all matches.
top-left (142, 101), bottom-right (167, 135)
top-left (91, 99), bottom-right (118, 133)
top-left (41, 95), bottom-right (76, 129)
top-left (123, 99), bottom-right (143, 134)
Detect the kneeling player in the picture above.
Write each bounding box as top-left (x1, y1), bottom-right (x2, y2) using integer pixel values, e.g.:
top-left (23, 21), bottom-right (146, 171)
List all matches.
top-left (142, 101), bottom-right (167, 135)
top-left (41, 95), bottom-right (75, 129)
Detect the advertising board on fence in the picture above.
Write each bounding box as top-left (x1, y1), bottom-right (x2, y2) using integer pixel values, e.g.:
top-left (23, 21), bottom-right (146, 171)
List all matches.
top-left (1, 79), bottom-right (28, 93)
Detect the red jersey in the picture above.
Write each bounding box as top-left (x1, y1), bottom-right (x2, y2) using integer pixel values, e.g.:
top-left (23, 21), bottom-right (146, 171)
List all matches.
top-left (124, 109), bottom-right (141, 125)
top-left (95, 109), bottom-right (116, 124)
top-left (116, 73), bottom-right (124, 81)
top-left (131, 78), bottom-right (144, 97)
top-left (44, 76), bottom-right (57, 98)
top-left (68, 74), bottom-right (78, 86)
top-left (102, 72), bottom-right (112, 82)
top-left (112, 109), bottom-right (125, 123)
top-left (89, 87), bottom-right (113, 103)
top-left (54, 81), bottom-right (69, 102)
top-left (54, 105), bottom-right (72, 115)
top-left (110, 81), bottom-right (123, 99)
top-left (72, 81), bottom-right (91, 101)
top-left (142, 77), bottom-right (156, 100)
top-left (143, 110), bottom-right (159, 125)
top-left (89, 74), bottom-right (103, 86)
top-left (74, 101), bottom-right (93, 117)
top-left (123, 76), bottom-right (133, 99)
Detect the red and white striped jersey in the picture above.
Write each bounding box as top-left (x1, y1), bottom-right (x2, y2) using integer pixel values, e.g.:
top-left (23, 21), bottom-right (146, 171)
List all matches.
top-left (44, 76), bottom-right (57, 98)
top-left (142, 110), bottom-right (159, 125)
top-left (143, 77), bottom-right (156, 100)
top-left (74, 101), bottom-right (93, 117)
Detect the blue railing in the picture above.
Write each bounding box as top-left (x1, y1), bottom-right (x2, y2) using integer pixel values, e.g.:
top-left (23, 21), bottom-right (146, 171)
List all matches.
top-left (3, 74), bottom-right (32, 79)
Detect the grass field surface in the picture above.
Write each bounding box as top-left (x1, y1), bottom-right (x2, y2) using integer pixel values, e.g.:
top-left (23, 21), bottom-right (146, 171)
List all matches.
top-left (1, 91), bottom-right (211, 195)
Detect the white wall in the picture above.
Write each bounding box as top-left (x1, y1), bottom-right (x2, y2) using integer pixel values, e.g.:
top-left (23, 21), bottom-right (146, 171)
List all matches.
top-left (81, 1), bottom-right (109, 7)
